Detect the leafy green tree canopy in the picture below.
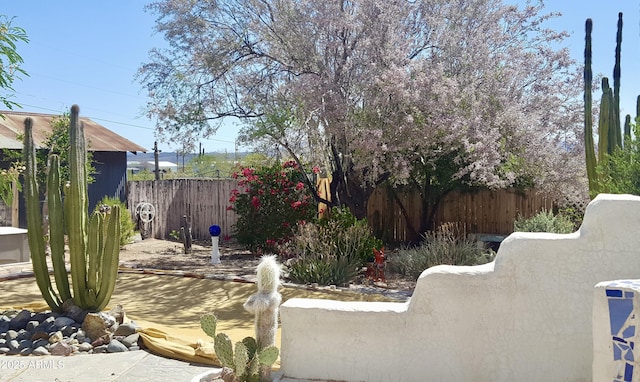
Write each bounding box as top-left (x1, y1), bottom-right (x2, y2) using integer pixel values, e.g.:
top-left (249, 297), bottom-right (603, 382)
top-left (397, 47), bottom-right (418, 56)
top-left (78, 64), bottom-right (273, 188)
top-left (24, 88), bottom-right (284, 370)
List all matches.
top-left (0, 15), bottom-right (28, 110)
top-left (138, 0), bottom-right (587, 227)
top-left (0, 15), bottom-right (27, 206)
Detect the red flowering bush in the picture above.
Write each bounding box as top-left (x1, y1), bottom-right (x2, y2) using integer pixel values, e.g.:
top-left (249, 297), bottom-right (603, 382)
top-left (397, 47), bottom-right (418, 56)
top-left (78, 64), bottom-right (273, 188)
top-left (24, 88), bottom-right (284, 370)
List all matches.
top-left (229, 161), bottom-right (317, 252)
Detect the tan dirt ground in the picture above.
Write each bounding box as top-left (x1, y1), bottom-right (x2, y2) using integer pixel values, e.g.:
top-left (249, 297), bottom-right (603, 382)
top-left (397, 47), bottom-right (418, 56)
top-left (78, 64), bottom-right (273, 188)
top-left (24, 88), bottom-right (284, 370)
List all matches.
top-left (117, 238), bottom-right (416, 298)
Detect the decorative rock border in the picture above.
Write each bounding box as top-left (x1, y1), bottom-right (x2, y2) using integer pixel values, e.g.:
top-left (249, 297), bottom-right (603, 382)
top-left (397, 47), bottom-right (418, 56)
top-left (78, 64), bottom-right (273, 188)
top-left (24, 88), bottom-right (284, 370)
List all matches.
top-left (0, 309), bottom-right (142, 356)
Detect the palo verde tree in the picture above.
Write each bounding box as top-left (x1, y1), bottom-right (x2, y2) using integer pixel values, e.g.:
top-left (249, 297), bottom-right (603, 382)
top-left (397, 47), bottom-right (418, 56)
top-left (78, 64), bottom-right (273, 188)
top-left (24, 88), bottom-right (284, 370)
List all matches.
top-left (138, 0), bottom-right (586, 229)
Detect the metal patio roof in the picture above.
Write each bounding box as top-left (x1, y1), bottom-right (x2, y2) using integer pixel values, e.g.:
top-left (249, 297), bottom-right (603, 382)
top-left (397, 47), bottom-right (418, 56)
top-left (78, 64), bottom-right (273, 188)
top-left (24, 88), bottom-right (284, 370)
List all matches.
top-left (0, 110), bottom-right (148, 153)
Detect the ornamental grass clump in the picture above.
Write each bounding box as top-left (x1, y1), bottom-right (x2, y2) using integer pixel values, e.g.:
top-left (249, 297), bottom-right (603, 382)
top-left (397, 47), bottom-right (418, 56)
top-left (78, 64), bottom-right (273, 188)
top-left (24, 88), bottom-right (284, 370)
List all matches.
top-left (388, 223), bottom-right (494, 279)
top-left (513, 208), bottom-right (575, 234)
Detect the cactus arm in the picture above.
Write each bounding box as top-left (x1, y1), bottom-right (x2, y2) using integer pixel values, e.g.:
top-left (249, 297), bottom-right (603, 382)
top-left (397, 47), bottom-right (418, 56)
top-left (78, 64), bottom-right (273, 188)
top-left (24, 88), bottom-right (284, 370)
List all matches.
top-left (607, 87), bottom-right (617, 155)
top-left (584, 19), bottom-right (598, 196)
top-left (67, 105), bottom-right (89, 308)
top-left (613, 12), bottom-right (623, 148)
top-left (23, 118), bottom-right (63, 312)
top-left (242, 336), bottom-right (258, 359)
top-left (624, 115), bottom-right (631, 143)
top-left (86, 211), bottom-right (102, 297)
top-left (95, 205), bottom-right (121, 311)
top-left (598, 78), bottom-right (612, 163)
top-left (47, 154), bottom-right (72, 303)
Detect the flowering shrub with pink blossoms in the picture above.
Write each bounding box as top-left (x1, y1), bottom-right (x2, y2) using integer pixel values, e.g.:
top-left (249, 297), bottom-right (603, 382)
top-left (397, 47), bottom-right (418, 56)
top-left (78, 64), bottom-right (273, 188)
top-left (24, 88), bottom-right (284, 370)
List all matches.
top-left (229, 161), bottom-right (317, 252)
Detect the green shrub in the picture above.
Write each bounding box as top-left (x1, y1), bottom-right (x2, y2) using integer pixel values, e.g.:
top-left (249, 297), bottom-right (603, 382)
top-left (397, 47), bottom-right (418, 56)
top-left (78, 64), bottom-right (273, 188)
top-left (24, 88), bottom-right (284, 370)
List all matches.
top-left (513, 208), bottom-right (575, 234)
top-left (556, 204), bottom-right (584, 231)
top-left (388, 223), bottom-right (494, 279)
top-left (284, 207), bottom-right (382, 286)
top-left (229, 161), bottom-right (316, 252)
top-left (93, 196), bottom-right (136, 246)
top-left (315, 207), bottom-right (382, 263)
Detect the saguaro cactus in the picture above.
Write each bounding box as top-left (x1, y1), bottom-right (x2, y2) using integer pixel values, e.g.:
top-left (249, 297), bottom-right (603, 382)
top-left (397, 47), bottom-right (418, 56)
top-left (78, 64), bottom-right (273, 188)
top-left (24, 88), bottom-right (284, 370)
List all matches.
top-left (23, 104), bottom-right (121, 312)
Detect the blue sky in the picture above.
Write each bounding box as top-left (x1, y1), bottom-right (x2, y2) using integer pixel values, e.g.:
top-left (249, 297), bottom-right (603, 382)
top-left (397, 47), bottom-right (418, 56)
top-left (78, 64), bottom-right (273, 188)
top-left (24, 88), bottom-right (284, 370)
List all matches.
top-left (2, 1), bottom-right (639, 154)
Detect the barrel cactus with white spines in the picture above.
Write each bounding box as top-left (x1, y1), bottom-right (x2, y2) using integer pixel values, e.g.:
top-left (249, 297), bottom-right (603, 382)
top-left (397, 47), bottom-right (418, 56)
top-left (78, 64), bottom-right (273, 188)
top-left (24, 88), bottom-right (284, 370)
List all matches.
top-left (243, 255), bottom-right (282, 381)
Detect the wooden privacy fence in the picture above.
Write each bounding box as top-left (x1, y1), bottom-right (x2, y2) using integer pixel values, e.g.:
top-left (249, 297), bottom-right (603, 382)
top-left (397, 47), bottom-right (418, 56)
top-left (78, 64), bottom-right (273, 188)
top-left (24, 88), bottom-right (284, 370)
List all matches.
top-left (127, 179), bottom-right (554, 243)
top-left (127, 179), bottom-right (239, 241)
top-left (367, 188), bottom-right (555, 243)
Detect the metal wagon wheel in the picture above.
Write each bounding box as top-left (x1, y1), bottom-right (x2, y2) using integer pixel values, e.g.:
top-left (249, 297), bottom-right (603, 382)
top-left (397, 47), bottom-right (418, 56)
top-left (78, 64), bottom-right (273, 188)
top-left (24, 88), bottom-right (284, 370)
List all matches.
top-left (135, 202), bottom-right (156, 223)
top-left (135, 202), bottom-right (156, 239)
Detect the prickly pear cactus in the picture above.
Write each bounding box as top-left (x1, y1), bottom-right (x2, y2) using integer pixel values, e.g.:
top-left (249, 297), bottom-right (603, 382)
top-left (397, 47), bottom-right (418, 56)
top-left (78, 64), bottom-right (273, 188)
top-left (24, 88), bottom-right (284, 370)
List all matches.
top-left (214, 332), bottom-right (234, 369)
top-left (247, 356), bottom-right (260, 378)
top-left (258, 346), bottom-right (279, 366)
top-left (201, 256), bottom-right (282, 381)
top-left (242, 336), bottom-right (258, 359)
top-left (200, 313), bottom-right (217, 338)
top-left (233, 342), bottom-right (250, 377)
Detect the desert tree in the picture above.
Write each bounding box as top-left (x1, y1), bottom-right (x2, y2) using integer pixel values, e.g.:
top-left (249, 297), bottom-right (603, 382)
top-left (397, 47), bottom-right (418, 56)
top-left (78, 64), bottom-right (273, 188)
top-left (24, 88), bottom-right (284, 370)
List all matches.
top-left (0, 15), bottom-right (28, 206)
top-left (0, 15), bottom-right (28, 111)
top-left (138, 0), bottom-right (586, 227)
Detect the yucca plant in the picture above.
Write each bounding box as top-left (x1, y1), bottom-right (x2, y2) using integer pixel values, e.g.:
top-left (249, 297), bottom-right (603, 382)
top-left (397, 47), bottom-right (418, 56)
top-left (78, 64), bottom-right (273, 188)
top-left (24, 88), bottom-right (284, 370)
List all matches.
top-left (23, 105), bottom-right (121, 313)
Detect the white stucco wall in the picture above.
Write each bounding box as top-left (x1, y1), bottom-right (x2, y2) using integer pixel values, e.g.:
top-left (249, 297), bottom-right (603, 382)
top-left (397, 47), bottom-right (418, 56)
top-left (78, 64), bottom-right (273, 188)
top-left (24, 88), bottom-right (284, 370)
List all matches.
top-left (280, 194), bottom-right (640, 382)
top-left (0, 227), bottom-right (29, 264)
top-left (593, 280), bottom-right (640, 382)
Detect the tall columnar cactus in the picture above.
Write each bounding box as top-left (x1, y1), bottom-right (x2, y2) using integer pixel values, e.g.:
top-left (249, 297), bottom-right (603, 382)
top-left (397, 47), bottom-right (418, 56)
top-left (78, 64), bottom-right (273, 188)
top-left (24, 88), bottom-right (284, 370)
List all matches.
top-left (584, 13), bottom-right (633, 198)
top-left (613, 12), bottom-right (623, 148)
top-left (23, 104), bottom-right (121, 313)
top-left (598, 78), bottom-right (616, 161)
top-left (24, 118), bottom-right (64, 311)
top-left (584, 18), bottom-right (597, 195)
top-left (625, 95), bottom-right (640, 140)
